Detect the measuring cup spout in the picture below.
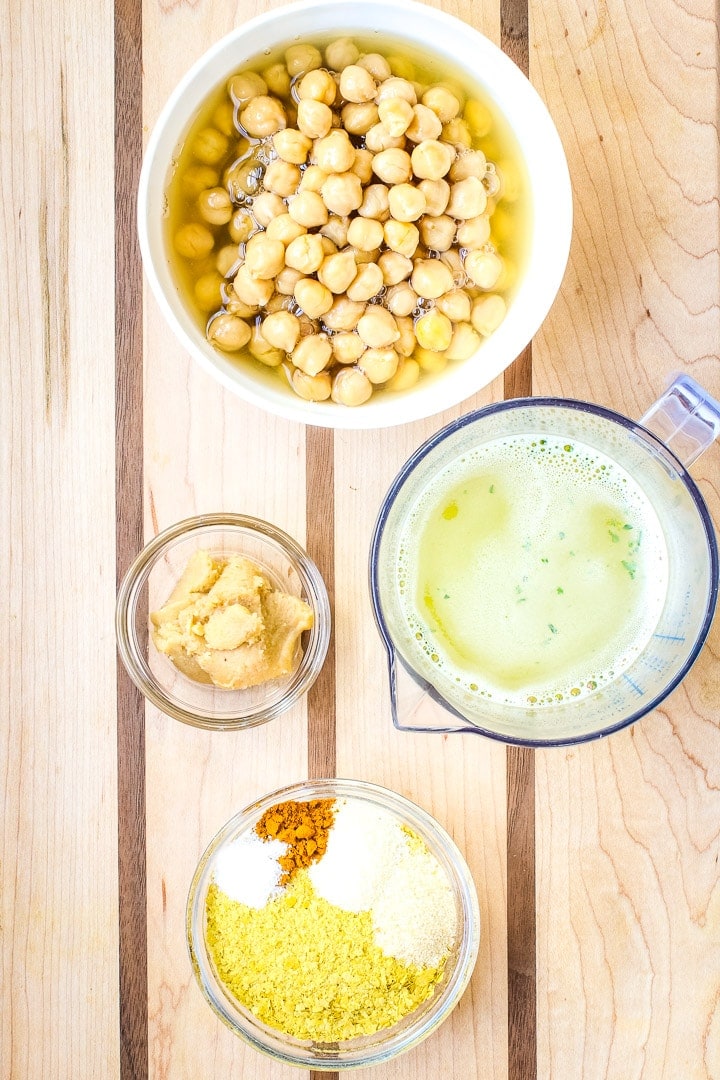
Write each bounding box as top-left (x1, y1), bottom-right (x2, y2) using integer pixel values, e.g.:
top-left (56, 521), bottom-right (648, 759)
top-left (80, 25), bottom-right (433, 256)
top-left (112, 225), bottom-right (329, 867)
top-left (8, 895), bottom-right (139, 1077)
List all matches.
top-left (640, 374), bottom-right (720, 467)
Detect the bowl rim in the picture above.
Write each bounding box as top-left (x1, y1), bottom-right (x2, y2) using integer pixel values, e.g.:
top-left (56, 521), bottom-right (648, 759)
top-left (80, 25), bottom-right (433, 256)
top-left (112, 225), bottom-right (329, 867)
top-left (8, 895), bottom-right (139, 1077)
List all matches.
top-left (186, 776), bottom-right (481, 1069)
top-left (137, 0), bottom-right (573, 430)
top-left (115, 513), bottom-right (331, 729)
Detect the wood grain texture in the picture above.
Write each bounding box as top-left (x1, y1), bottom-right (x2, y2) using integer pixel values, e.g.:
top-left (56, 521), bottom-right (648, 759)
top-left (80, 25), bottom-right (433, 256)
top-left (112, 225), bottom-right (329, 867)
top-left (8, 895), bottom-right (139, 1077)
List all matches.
top-left (116, 0), bottom-right (149, 1075)
top-left (1, 0), bottom-right (120, 1077)
top-left (530, 0), bottom-right (720, 1077)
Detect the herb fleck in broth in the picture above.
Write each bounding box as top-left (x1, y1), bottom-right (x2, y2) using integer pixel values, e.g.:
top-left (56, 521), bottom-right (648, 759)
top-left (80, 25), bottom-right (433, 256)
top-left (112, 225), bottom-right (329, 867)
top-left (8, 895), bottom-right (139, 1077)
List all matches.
top-left (165, 32), bottom-right (531, 407)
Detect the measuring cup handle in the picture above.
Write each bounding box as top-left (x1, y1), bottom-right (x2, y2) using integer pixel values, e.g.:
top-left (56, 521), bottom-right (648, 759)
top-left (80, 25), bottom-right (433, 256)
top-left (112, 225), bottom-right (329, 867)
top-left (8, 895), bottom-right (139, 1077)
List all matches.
top-left (640, 374), bottom-right (720, 467)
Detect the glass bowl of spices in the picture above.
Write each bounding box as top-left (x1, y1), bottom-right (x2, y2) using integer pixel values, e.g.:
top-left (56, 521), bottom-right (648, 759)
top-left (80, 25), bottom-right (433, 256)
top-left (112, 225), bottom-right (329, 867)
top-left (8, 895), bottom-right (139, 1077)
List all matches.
top-left (115, 513), bottom-right (330, 729)
top-left (186, 778), bottom-right (480, 1069)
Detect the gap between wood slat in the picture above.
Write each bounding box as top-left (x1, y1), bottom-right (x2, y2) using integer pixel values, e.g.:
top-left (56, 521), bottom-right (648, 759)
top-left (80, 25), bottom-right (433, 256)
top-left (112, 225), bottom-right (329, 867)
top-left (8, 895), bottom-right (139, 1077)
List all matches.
top-left (115, 0), bottom-right (148, 1076)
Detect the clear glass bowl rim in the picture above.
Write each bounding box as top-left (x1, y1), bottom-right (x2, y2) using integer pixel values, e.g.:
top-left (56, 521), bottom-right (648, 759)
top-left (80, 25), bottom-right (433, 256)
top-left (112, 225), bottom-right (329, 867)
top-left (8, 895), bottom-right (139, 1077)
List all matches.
top-left (115, 513), bottom-right (331, 730)
top-left (186, 777), bottom-right (481, 1069)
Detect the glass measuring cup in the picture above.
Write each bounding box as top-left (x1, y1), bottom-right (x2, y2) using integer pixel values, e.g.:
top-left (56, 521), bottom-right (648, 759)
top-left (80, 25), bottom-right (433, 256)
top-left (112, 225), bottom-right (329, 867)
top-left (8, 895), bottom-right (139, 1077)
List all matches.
top-left (369, 375), bottom-right (720, 747)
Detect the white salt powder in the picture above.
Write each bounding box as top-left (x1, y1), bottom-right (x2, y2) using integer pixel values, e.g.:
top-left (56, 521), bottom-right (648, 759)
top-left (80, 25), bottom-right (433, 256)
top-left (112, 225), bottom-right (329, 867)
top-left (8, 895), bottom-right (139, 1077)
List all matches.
top-left (308, 799), bottom-right (409, 911)
top-left (213, 831), bottom-right (288, 908)
top-left (372, 848), bottom-right (457, 967)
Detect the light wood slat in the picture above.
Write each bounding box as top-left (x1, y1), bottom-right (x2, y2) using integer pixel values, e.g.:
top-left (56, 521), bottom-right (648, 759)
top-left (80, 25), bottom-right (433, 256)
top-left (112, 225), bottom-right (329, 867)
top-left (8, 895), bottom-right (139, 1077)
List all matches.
top-left (0, 1), bottom-right (120, 1078)
top-left (531, 0), bottom-right (720, 1076)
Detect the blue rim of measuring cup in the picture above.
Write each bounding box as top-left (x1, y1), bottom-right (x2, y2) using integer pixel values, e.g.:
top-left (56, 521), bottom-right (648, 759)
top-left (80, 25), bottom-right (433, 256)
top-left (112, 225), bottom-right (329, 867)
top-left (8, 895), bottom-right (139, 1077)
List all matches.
top-left (368, 396), bottom-right (720, 748)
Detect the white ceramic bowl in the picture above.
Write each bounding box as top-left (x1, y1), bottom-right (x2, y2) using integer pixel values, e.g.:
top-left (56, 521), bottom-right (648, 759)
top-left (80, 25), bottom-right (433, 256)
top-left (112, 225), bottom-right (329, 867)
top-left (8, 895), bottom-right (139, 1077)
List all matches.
top-left (138, 0), bottom-right (572, 429)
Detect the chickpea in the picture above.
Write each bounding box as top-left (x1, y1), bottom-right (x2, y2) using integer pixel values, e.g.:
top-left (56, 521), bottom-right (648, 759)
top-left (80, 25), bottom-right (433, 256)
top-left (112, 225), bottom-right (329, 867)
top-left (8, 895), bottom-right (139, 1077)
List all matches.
top-left (445, 322), bottom-right (481, 361)
top-left (447, 176), bottom-right (487, 219)
top-left (372, 148), bottom-right (412, 186)
top-left (244, 233), bottom-right (285, 279)
top-left (386, 356), bottom-right (420, 391)
top-left (346, 216), bottom-right (384, 251)
top-left (292, 368), bottom-right (332, 401)
top-left (288, 191), bottom-right (328, 228)
top-left (264, 293), bottom-right (288, 315)
top-left (321, 36), bottom-right (357, 70)
top-left (378, 249), bottom-right (413, 284)
top-left (275, 265), bottom-right (304, 295)
top-left (358, 184), bottom-right (390, 221)
top-left (323, 296), bottom-right (366, 331)
top-left (339, 64), bottom-right (377, 103)
top-left (225, 287), bottom-right (259, 319)
top-left (456, 214), bottom-right (491, 249)
top-left (207, 312), bottom-right (252, 352)
top-left (357, 346), bottom-right (398, 384)
top-left (440, 248), bottom-right (467, 286)
top-left (415, 346), bottom-right (448, 374)
top-left (213, 101), bottom-right (235, 137)
top-left (320, 172), bottom-right (363, 215)
top-left (436, 288), bottom-right (472, 322)
top-left (251, 192), bottom-right (286, 228)
top-left (464, 98), bottom-right (493, 137)
top-left (357, 52), bottom-right (391, 81)
top-left (291, 333), bottom-right (333, 376)
top-left (377, 97), bottom-right (414, 138)
top-left (332, 366), bottom-right (373, 406)
top-left (317, 250), bottom-right (358, 294)
top-left (312, 130), bottom-right (355, 173)
top-left (383, 219), bottom-right (420, 257)
top-left (283, 233), bottom-right (323, 274)
top-left (422, 85), bottom-right (461, 123)
top-left (193, 127), bottom-right (229, 165)
top-left (182, 164), bottom-right (219, 199)
top-left (341, 102), bottom-right (379, 135)
top-left (411, 139), bottom-right (455, 181)
top-left (195, 186), bottom-right (232, 227)
top-left (263, 62), bottom-right (292, 99)
top-left (194, 271), bottom-right (224, 310)
top-left (385, 282), bottom-right (417, 317)
top-left (228, 71), bottom-right (267, 106)
top-left (215, 244), bottom-right (241, 277)
top-left (175, 222), bottom-right (214, 260)
top-left (265, 213), bottom-right (306, 245)
top-left (346, 262), bottom-right (384, 302)
top-left (239, 96), bottom-right (287, 138)
top-left (449, 150), bottom-right (487, 183)
top-left (320, 215), bottom-right (350, 247)
top-left (411, 258), bottom-right (454, 299)
top-left (249, 323), bottom-right (285, 367)
top-left (260, 310), bottom-right (301, 353)
top-left (320, 235), bottom-right (338, 256)
top-left (232, 264), bottom-right (275, 306)
top-left (263, 159), bottom-right (301, 197)
top-left (441, 117), bottom-right (472, 149)
top-left (364, 123), bottom-right (405, 154)
top-left (406, 104), bottom-right (443, 143)
top-left (226, 212), bottom-right (252, 247)
top-left (332, 332), bottom-right (366, 364)
top-left (297, 68), bottom-right (337, 106)
top-left (394, 314), bottom-right (417, 356)
top-left (464, 249), bottom-right (503, 289)
top-left (471, 293), bottom-right (507, 336)
top-left (376, 77), bottom-right (417, 104)
top-left (388, 183), bottom-right (426, 223)
top-left (273, 128), bottom-right (312, 164)
top-left (294, 277), bottom-right (334, 319)
top-left (357, 306), bottom-right (400, 348)
top-left (419, 214), bottom-right (456, 252)
top-left (418, 178), bottom-right (450, 217)
top-left (415, 308), bottom-right (453, 352)
top-left (285, 43), bottom-right (323, 78)
top-left (351, 247), bottom-right (380, 265)
top-left (226, 157), bottom-right (265, 199)
top-left (351, 147), bottom-right (374, 184)
top-left (297, 99), bottom-right (333, 140)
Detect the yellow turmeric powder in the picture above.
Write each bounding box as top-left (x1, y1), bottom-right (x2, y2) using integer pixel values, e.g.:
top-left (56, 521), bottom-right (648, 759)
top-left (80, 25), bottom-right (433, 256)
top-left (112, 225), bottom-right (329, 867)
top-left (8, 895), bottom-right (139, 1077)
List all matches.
top-left (255, 798), bottom-right (335, 883)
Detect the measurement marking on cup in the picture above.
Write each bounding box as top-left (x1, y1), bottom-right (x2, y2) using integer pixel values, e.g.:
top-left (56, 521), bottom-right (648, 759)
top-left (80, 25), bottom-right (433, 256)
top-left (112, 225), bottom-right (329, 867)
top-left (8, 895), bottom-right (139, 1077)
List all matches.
top-left (653, 633), bottom-right (686, 643)
top-left (623, 673), bottom-right (644, 696)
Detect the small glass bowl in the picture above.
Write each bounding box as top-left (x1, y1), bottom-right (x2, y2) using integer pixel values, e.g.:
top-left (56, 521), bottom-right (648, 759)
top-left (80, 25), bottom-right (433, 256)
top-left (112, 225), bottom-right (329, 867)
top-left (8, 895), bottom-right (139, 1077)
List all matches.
top-left (115, 514), bottom-right (330, 730)
top-left (186, 778), bottom-right (480, 1070)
